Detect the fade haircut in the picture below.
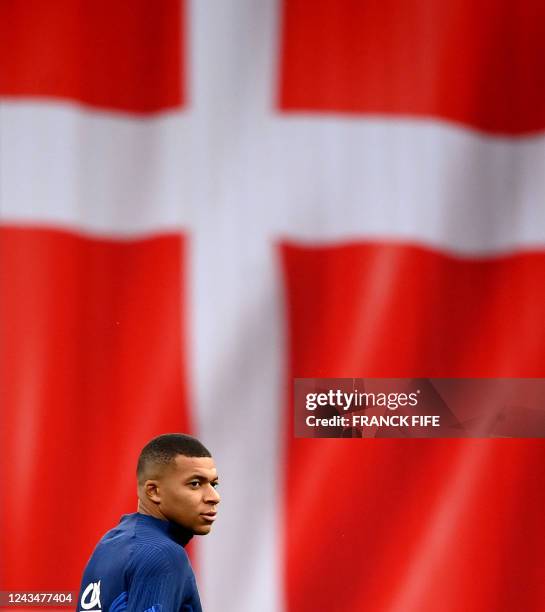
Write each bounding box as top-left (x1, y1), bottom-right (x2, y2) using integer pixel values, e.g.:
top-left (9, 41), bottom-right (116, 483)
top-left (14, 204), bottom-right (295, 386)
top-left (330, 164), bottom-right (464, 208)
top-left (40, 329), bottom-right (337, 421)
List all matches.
top-left (137, 433), bottom-right (211, 484)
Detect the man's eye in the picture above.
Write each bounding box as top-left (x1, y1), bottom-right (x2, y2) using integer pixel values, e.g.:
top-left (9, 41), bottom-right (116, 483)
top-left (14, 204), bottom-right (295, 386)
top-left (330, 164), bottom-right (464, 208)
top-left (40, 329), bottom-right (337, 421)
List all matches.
top-left (211, 482), bottom-right (219, 489)
top-left (189, 481), bottom-right (200, 488)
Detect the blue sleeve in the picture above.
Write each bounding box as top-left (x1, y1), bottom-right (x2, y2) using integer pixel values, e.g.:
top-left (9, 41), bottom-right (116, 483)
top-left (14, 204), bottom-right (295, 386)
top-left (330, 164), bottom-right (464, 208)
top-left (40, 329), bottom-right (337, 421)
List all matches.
top-left (127, 571), bottom-right (182, 612)
top-left (126, 546), bottom-right (200, 612)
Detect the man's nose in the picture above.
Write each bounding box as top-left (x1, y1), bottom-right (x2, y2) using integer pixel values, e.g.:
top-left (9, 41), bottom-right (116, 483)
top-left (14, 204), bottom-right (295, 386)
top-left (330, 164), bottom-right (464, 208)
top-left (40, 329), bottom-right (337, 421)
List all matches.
top-left (204, 484), bottom-right (220, 504)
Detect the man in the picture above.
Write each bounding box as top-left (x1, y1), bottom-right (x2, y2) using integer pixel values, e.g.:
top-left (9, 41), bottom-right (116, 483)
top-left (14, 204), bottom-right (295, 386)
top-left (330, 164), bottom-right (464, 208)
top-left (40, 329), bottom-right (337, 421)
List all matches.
top-left (77, 433), bottom-right (220, 612)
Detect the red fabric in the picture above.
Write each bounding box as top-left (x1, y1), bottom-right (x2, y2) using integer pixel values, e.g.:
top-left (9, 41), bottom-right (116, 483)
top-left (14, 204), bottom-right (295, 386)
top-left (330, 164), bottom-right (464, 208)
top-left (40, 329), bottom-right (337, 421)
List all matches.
top-left (0, 0), bottom-right (184, 113)
top-left (279, 0), bottom-right (545, 134)
top-left (0, 227), bottom-right (191, 592)
top-left (281, 242), bottom-right (545, 612)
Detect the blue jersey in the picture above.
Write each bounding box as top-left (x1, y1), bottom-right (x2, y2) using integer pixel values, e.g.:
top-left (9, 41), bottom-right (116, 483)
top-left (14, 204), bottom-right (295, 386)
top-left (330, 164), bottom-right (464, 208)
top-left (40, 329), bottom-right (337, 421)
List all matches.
top-left (77, 513), bottom-right (202, 612)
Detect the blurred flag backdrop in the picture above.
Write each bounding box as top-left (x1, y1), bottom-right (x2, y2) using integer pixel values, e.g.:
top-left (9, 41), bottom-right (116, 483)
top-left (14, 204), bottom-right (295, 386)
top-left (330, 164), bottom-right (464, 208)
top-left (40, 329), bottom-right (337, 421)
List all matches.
top-left (1, 1), bottom-right (545, 611)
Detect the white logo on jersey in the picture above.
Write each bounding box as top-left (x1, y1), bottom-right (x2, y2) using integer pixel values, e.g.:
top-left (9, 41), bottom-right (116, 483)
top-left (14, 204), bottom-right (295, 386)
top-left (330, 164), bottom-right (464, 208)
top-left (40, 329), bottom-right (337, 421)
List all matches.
top-left (80, 580), bottom-right (102, 611)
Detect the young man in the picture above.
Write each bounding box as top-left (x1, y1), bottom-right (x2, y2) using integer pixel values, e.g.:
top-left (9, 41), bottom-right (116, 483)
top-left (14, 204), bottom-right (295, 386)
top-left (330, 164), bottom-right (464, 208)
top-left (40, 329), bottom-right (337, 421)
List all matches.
top-left (77, 433), bottom-right (220, 612)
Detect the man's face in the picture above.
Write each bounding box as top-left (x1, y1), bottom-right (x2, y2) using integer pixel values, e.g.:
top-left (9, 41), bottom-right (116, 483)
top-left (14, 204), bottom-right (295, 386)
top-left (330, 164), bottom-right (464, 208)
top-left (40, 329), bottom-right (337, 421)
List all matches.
top-left (155, 455), bottom-right (220, 535)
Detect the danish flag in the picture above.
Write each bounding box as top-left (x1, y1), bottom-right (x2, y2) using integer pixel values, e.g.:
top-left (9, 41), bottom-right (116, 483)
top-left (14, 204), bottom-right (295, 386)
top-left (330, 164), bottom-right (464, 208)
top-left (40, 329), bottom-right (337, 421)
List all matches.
top-left (2, 2), bottom-right (545, 611)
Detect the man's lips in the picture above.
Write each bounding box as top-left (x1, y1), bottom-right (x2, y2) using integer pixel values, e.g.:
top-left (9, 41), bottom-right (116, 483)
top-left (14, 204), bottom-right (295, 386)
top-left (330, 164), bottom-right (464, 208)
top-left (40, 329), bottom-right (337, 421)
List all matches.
top-left (201, 512), bottom-right (217, 522)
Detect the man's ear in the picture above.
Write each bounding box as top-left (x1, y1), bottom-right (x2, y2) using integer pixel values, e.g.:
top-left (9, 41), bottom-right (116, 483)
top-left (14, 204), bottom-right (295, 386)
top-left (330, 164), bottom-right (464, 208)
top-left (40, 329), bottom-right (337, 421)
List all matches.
top-left (144, 480), bottom-right (161, 504)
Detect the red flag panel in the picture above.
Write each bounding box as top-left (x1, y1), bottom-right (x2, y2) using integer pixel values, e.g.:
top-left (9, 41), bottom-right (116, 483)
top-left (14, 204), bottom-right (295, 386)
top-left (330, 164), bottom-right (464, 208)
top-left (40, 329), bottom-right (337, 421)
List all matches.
top-left (0, 226), bottom-right (191, 593)
top-left (281, 242), bottom-right (545, 612)
top-left (279, 0), bottom-right (545, 135)
top-left (0, 0), bottom-right (185, 113)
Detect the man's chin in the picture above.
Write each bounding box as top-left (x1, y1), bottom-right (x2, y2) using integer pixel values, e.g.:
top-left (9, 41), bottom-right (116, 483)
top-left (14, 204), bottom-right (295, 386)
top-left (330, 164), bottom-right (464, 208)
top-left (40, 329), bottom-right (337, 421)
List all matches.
top-left (193, 524), bottom-right (213, 535)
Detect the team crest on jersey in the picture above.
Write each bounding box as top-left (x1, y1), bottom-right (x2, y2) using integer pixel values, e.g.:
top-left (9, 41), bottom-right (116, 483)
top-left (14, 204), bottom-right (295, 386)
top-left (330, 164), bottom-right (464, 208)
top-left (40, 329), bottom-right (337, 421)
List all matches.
top-left (80, 580), bottom-right (102, 611)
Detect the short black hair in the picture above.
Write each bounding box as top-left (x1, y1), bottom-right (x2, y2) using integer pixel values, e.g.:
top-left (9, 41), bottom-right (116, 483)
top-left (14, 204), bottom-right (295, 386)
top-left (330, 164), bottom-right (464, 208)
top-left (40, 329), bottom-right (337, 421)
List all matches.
top-left (137, 433), bottom-right (211, 484)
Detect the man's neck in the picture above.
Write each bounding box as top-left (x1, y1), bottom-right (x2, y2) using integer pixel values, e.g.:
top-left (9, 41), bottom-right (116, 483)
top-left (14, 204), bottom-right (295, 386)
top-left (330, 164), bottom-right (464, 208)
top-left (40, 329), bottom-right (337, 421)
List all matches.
top-left (136, 499), bottom-right (193, 547)
top-left (136, 498), bottom-right (166, 520)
